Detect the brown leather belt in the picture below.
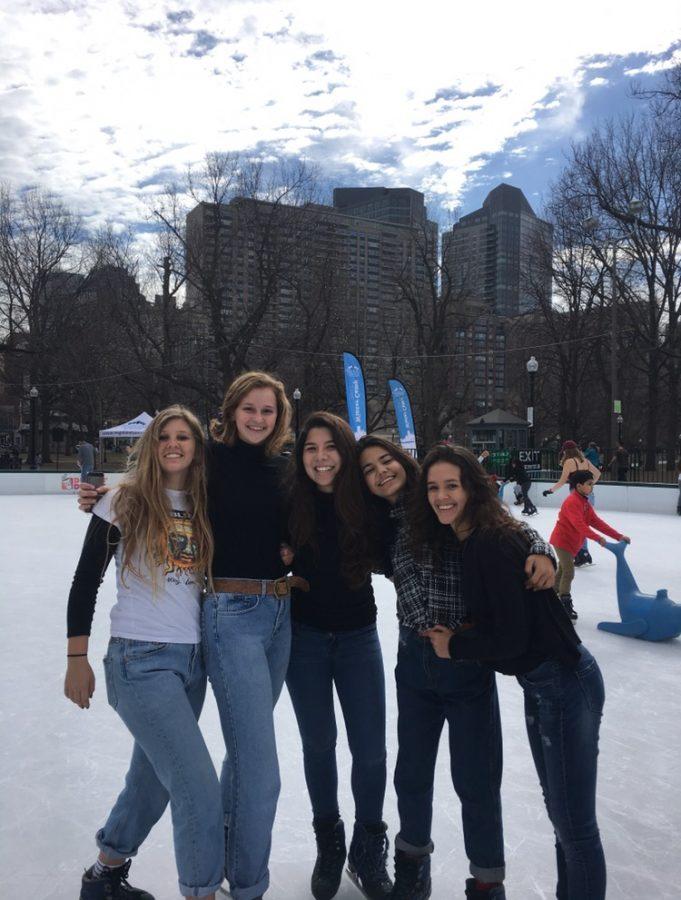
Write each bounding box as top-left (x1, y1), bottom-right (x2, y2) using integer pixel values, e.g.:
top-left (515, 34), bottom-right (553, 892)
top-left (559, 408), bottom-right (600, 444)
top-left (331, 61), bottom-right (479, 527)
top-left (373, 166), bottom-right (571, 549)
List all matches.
top-left (212, 576), bottom-right (310, 598)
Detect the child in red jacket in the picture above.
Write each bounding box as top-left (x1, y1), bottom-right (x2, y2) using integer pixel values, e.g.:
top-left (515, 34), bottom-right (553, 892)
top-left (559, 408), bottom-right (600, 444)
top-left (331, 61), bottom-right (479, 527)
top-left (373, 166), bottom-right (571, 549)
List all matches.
top-left (550, 470), bottom-right (631, 620)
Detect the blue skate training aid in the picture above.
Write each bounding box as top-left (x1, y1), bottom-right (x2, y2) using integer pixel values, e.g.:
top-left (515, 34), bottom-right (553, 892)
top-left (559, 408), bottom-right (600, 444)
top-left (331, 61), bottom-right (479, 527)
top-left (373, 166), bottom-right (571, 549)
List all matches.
top-left (598, 540), bottom-right (681, 641)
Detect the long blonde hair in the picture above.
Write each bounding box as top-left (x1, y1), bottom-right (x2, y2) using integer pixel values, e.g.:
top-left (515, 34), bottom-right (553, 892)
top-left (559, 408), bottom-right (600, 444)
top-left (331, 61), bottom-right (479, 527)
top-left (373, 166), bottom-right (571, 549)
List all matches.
top-left (211, 370), bottom-right (292, 457)
top-left (112, 406), bottom-right (213, 588)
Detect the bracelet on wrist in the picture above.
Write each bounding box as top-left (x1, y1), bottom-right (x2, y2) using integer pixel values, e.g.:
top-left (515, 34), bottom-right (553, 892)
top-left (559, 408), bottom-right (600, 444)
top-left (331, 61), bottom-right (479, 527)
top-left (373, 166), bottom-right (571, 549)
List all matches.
top-left (67, 653), bottom-right (88, 658)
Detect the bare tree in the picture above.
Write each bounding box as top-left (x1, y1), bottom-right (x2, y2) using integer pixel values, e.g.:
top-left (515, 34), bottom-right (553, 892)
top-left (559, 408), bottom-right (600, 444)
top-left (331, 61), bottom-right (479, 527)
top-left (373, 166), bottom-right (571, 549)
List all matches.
top-left (0, 184), bottom-right (86, 458)
top-left (392, 221), bottom-right (477, 451)
top-left (569, 113), bottom-right (681, 461)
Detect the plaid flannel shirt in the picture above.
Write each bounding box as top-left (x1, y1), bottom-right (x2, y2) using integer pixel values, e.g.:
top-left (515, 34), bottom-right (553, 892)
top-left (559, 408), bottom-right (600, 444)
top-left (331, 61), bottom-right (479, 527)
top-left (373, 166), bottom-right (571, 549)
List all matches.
top-left (388, 499), bottom-right (554, 631)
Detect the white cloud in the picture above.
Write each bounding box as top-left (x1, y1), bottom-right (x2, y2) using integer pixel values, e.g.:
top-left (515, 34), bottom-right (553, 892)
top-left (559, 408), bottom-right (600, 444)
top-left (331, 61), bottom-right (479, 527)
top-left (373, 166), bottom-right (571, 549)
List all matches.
top-left (589, 77), bottom-right (609, 86)
top-left (1, 0), bottom-right (680, 230)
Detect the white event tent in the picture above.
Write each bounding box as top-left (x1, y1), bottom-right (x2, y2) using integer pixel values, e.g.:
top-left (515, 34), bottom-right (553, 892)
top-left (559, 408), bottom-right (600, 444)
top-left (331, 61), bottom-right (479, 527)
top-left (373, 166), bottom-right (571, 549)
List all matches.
top-left (98, 412), bottom-right (152, 443)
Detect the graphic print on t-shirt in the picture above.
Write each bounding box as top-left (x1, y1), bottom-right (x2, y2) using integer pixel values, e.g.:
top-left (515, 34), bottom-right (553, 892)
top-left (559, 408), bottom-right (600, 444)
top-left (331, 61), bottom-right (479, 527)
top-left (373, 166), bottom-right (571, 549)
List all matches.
top-left (162, 509), bottom-right (198, 583)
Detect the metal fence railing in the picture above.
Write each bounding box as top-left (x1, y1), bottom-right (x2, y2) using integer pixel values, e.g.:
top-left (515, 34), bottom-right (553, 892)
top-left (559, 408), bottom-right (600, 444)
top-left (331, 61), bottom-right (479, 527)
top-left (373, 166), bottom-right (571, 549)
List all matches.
top-left (484, 448), bottom-right (680, 485)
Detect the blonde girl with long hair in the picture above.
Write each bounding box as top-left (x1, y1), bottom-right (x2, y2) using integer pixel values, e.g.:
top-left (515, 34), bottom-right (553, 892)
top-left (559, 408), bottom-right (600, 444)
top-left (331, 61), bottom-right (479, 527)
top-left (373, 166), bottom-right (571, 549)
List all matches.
top-left (66, 406), bottom-right (222, 900)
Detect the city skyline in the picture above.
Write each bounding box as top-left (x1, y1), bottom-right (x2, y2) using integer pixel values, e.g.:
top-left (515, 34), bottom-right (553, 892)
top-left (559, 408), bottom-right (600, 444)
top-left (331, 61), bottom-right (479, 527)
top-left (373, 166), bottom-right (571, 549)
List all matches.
top-left (1, 0), bottom-right (680, 243)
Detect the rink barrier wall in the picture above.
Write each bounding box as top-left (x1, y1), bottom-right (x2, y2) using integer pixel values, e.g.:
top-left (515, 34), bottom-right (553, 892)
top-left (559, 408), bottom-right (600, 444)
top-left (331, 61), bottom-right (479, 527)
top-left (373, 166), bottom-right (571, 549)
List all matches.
top-left (0, 472), bottom-right (125, 495)
top-left (1, 472), bottom-right (678, 515)
top-left (522, 480), bottom-right (679, 516)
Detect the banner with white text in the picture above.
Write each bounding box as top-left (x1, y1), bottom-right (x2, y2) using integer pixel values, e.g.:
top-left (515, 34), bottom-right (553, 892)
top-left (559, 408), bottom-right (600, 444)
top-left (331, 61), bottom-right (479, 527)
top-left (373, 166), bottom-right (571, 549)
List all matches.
top-left (389, 378), bottom-right (417, 455)
top-left (343, 352), bottom-right (367, 439)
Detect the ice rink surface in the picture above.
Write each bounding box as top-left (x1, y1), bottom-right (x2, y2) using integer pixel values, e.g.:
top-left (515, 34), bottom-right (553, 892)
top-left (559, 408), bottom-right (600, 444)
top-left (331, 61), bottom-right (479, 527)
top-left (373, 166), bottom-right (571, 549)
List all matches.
top-left (1, 494), bottom-right (680, 899)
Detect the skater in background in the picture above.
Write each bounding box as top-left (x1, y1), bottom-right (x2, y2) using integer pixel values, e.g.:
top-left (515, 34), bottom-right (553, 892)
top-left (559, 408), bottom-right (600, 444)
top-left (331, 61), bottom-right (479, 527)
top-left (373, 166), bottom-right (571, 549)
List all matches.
top-left (608, 443), bottom-right (630, 482)
top-left (584, 441), bottom-right (602, 470)
top-left (358, 436), bottom-right (556, 900)
top-left (504, 454), bottom-right (537, 515)
top-left (66, 406), bottom-right (223, 900)
top-left (543, 440), bottom-right (600, 566)
top-left (549, 470), bottom-right (630, 620)
top-left (285, 412), bottom-right (392, 900)
top-left (414, 445), bottom-right (607, 900)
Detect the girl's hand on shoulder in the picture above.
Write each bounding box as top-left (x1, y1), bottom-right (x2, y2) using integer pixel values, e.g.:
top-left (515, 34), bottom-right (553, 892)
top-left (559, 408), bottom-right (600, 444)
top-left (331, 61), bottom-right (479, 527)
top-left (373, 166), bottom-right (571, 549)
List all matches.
top-left (420, 626), bottom-right (454, 659)
top-left (621, 535), bottom-right (631, 544)
top-left (64, 658), bottom-right (95, 709)
top-left (525, 554), bottom-right (556, 591)
top-left (279, 543), bottom-right (294, 567)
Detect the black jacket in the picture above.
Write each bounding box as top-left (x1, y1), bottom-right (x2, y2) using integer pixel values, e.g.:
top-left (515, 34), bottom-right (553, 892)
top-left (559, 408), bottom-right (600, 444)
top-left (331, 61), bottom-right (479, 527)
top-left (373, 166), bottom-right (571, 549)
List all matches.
top-left (449, 528), bottom-right (581, 675)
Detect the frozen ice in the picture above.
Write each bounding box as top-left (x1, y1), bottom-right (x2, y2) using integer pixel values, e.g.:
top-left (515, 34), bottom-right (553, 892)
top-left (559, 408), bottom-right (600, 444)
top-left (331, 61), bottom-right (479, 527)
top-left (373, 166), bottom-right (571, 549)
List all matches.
top-left (1, 496), bottom-right (680, 898)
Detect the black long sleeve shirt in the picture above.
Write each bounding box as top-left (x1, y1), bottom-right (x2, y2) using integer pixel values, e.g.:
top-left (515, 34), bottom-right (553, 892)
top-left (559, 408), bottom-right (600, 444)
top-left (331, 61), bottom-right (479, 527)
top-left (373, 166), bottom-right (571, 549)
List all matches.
top-left (207, 439), bottom-right (289, 580)
top-left (67, 514), bottom-right (118, 636)
top-left (450, 529), bottom-right (581, 676)
top-left (290, 491), bottom-right (376, 632)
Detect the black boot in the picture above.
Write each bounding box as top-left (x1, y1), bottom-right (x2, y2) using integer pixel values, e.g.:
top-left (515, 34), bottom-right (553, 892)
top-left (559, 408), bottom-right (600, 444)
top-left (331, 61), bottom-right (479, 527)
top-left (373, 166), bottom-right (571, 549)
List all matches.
top-left (574, 549), bottom-right (588, 567)
top-left (560, 593), bottom-right (578, 620)
top-left (347, 821), bottom-right (393, 898)
top-left (311, 817), bottom-right (346, 900)
top-left (80, 860), bottom-right (154, 900)
top-left (390, 849), bottom-right (431, 900)
top-left (465, 877), bottom-right (506, 898)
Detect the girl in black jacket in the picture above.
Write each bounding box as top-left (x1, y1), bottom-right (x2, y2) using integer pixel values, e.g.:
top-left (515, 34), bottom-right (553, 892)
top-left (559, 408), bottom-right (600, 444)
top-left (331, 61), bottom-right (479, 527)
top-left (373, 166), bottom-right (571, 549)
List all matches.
top-left (412, 444), bottom-right (606, 900)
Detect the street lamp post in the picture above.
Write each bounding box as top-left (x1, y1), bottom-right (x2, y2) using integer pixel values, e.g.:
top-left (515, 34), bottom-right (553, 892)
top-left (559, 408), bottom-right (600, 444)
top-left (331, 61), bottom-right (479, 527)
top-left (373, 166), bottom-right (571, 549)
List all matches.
top-left (526, 356), bottom-right (539, 449)
top-left (293, 388), bottom-right (301, 440)
top-left (28, 386), bottom-right (39, 470)
top-left (617, 414), bottom-right (623, 444)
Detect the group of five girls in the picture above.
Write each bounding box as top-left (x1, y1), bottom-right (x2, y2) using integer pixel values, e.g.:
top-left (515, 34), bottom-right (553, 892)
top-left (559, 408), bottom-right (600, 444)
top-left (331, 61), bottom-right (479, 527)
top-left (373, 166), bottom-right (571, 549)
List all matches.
top-left (66, 370), bottom-right (606, 900)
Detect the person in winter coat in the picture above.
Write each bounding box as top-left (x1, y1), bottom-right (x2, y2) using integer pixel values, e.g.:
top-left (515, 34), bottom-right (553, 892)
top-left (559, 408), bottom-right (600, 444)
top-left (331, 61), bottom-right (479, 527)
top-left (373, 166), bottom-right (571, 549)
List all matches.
top-left (549, 470), bottom-right (630, 620)
top-left (504, 456), bottom-right (537, 515)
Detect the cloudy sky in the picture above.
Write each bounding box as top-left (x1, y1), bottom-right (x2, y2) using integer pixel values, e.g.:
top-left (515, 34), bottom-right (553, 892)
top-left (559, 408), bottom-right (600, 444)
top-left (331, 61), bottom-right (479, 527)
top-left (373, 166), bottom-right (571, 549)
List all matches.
top-left (1, 0), bottom-right (680, 234)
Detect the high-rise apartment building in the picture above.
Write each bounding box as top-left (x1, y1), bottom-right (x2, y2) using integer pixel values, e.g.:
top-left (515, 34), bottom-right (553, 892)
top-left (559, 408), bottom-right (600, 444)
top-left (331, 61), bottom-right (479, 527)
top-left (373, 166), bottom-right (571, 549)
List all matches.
top-left (443, 183), bottom-right (552, 317)
top-left (185, 191), bottom-right (434, 400)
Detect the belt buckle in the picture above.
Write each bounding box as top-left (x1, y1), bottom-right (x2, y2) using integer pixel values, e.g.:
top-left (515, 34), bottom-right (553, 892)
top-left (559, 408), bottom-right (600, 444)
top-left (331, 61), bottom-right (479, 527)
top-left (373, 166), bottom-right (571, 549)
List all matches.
top-left (273, 577), bottom-right (289, 598)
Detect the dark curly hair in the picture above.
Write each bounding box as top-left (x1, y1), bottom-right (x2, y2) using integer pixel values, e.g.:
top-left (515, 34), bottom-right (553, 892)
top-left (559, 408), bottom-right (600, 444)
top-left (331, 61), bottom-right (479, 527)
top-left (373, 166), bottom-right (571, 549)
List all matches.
top-left (287, 411), bottom-right (378, 587)
top-left (409, 443), bottom-right (523, 563)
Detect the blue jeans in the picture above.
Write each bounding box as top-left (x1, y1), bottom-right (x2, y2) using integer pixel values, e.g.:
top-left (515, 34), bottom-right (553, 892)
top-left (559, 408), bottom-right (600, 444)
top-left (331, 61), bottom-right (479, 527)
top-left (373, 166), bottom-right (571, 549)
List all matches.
top-left (286, 621), bottom-right (387, 824)
top-left (393, 628), bottom-right (505, 882)
top-left (201, 591), bottom-right (291, 900)
top-left (517, 645), bottom-right (606, 900)
top-left (98, 638), bottom-right (224, 898)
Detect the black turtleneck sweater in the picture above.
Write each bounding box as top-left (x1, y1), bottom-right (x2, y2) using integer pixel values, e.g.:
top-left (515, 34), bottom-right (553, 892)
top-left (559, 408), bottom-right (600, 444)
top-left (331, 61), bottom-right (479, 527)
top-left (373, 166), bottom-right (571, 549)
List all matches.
top-left (290, 491), bottom-right (377, 632)
top-left (207, 439), bottom-right (288, 580)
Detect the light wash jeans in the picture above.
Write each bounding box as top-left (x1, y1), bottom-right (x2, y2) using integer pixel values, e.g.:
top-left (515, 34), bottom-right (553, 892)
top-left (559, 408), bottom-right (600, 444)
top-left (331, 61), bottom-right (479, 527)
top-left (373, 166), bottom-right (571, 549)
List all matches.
top-left (202, 590), bottom-right (291, 900)
top-left (98, 638), bottom-right (224, 898)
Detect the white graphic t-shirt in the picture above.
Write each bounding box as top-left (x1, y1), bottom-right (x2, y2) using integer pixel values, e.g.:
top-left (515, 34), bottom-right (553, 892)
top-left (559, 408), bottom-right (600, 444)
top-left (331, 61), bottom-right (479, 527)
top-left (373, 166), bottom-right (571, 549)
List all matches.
top-left (94, 487), bottom-right (202, 644)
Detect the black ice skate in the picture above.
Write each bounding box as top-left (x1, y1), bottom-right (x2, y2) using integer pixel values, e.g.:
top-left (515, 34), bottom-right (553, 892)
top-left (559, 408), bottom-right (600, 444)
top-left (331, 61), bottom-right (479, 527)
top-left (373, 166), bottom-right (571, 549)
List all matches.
top-left (560, 593), bottom-right (578, 620)
top-left (465, 877), bottom-right (506, 898)
top-left (347, 821), bottom-right (392, 898)
top-left (80, 860), bottom-right (154, 900)
top-left (311, 817), bottom-right (346, 900)
top-left (389, 849), bottom-right (431, 900)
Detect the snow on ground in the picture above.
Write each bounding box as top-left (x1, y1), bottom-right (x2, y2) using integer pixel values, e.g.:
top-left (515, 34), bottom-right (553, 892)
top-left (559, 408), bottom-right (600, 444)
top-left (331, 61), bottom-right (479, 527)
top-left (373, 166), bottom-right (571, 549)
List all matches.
top-left (1, 496), bottom-right (680, 899)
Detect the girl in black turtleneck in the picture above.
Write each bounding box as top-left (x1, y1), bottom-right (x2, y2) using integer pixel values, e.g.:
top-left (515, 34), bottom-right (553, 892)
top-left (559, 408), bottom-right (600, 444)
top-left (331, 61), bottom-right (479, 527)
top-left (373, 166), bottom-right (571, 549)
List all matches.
top-left (285, 412), bottom-right (392, 900)
top-left (199, 371), bottom-right (296, 900)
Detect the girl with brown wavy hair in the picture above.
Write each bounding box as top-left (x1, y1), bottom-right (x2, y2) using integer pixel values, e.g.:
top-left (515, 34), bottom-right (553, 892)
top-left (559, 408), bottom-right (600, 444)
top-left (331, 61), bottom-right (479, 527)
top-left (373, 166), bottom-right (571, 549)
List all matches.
top-left (415, 444), bottom-right (606, 900)
top-left (285, 412), bottom-right (392, 900)
top-left (66, 406), bottom-right (222, 900)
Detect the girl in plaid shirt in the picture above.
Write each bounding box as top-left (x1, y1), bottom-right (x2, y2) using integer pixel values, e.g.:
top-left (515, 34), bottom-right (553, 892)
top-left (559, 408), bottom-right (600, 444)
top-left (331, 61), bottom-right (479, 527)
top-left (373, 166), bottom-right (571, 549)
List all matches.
top-left (358, 437), bottom-right (555, 900)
